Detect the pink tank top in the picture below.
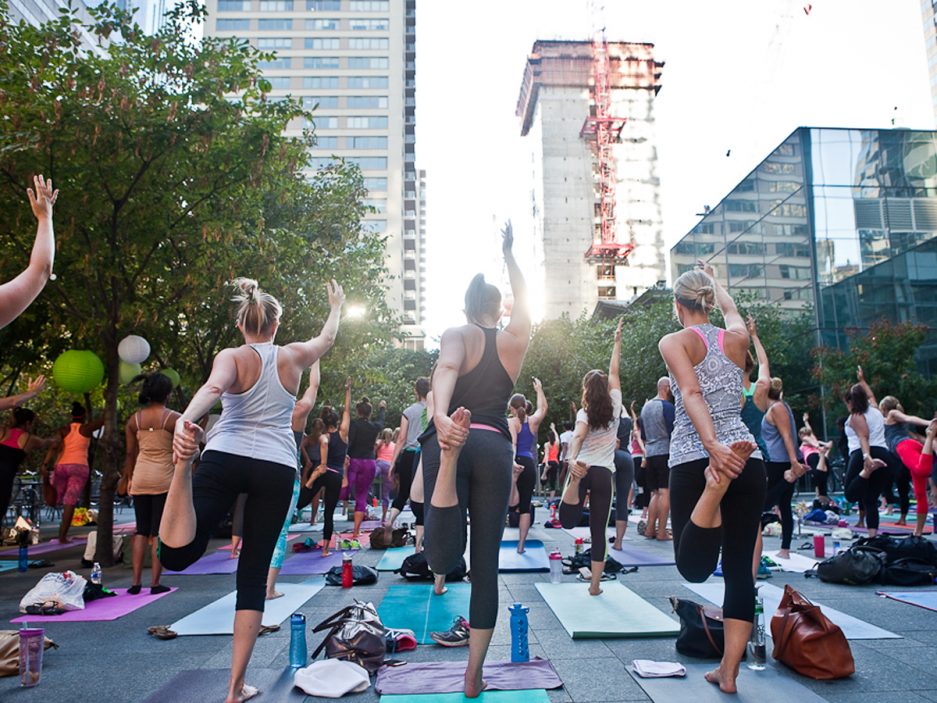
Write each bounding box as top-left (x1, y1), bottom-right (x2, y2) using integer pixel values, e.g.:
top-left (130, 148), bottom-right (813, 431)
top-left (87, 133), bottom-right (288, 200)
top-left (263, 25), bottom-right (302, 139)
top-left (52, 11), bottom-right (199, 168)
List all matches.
top-left (376, 442), bottom-right (395, 463)
top-left (1, 428), bottom-right (25, 449)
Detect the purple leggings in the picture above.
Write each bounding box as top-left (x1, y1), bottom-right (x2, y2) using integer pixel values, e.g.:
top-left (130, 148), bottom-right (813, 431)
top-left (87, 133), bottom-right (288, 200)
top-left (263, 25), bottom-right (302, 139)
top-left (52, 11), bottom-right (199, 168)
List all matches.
top-left (375, 459), bottom-right (393, 508)
top-left (342, 457), bottom-right (376, 512)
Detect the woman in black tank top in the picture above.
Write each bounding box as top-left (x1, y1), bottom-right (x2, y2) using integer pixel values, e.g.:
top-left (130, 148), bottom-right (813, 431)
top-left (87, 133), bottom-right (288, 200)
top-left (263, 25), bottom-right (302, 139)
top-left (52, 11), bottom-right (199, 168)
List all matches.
top-left (421, 223), bottom-right (532, 698)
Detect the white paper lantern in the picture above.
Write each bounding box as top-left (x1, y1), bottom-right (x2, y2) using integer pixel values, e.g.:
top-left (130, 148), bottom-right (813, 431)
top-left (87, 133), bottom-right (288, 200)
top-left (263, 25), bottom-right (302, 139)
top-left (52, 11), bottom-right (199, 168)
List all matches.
top-left (118, 335), bottom-right (150, 364)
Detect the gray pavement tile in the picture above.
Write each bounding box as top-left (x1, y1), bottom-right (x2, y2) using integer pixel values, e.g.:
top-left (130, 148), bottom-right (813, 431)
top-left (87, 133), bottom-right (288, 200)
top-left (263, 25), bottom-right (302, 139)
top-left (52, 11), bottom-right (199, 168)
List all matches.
top-left (820, 693), bottom-right (934, 703)
top-left (534, 629), bottom-right (614, 660)
top-left (552, 657), bottom-right (650, 702)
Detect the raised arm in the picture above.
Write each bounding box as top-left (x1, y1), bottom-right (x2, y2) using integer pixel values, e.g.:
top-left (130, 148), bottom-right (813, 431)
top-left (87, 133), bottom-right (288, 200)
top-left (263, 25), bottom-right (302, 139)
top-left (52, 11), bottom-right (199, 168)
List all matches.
top-left (528, 377), bottom-right (548, 432)
top-left (608, 318), bottom-right (622, 392)
top-left (0, 176), bottom-right (58, 330)
top-left (284, 280), bottom-right (345, 369)
top-left (501, 221), bottom-right (531, 346)
top-left (0, 376), bottom-right (46, 412)
top-left (888, 408), bottom-right (932, 428)
top-left (291, 360), bottom-right (320, 432)
top-left (432, 327), bottom-right (469, 451)
top-left (747, 316), bottom-right (771, 412)
top-left (698, 260), bottom-right (748, 361)
top-left (856, 366), bottom-right (877, 409)
top-left (339, 379), bottom-right (352, 442)
top-left (389, 413), bottom-right (408, 468)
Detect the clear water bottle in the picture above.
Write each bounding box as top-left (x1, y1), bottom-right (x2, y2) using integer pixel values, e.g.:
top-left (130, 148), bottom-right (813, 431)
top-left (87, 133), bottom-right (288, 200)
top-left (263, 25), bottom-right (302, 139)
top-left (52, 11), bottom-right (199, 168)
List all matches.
top-left (832, 540), bottom-right (841, 556)
top-left (548, 550), bottom-right (563, 584)
top-left (90, 562), bottom-right (102, 586)
top-left (747, 594), bottom-right (766, 670)
top-left (289, 613), bottom-right (307, 669)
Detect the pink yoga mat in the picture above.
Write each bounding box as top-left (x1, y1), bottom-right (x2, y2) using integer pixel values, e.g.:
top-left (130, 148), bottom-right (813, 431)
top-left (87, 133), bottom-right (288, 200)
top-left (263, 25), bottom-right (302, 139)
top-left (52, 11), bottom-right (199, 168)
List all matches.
top-left (11, 587), bottom-right (176, 623)
top-left (375, 658), bottom-right (563, 694)
top-left (280, 549), bottom-right (343, 575)
top-left (0, 538), bottom-right (87, 558)
top-left (164, 550), bottom-right (239, 575)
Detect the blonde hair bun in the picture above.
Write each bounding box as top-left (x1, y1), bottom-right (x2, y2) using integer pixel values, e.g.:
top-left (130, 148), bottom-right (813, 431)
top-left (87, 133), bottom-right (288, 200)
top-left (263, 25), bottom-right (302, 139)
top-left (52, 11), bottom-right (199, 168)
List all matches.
top-left (674, 270), bottom-right (716, 313)
top-left (231, 277), bottom-right (282, 335)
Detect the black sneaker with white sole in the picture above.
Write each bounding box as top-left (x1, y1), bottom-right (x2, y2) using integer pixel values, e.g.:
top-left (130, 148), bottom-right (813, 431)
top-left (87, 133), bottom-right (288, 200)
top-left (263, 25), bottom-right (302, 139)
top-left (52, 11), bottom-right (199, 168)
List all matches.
top-left (430, 616), bottom-right (470, 647)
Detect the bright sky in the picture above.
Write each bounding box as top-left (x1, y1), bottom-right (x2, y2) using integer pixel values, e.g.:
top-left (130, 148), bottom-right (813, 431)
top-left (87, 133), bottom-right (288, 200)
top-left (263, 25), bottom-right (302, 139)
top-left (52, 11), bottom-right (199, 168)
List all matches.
top-left (416, 0), bottom-right (934, 346)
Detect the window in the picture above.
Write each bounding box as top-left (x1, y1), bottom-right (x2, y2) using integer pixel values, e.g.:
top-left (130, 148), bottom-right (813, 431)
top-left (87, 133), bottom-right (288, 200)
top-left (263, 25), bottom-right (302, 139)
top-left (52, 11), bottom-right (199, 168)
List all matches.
top-left (306, 18), bottom-right (339, 30)
top-left (768, 181), bottom-right (800, 193)
top-left (726, 241), bottom-right (764, 255)
top-left (307, 0), bottom-right (339, 9)
top-left (363, 198), bottom-right (387, 213)
top-left (348, 37), bottom-right (389, 50)
top-left (773, 143), bottom-right (795, 157)
top-left (257, 37), bottom-right (291, 49)
top-left (265, 76), bottom-right (292, 90)
top-left (349, 0), bottom-right (389, 9)
top-left (218, 0), bottom-right (250, 10)
top-left (347, 56), bottom-right (389, 69)
top-left (314, 136), bottom-right (338, 148)
top-left (349, 18), bottom-right (389, 30)
top-left (364, 219), bottom-right (388, 233)
top-left (305, 38), bottom-right (340, 49)
top-left (347, 116), bottom-right (388, 129)
top-left (728, 263), bottom-right (763, 279)
top-left (311, 116), bottom-right (338, 128)
top-left (258, 18), bottom-right (292, 30)
top-left (304, 56), bottom-right (340, 69)
top-left (762, 162), bottom-right (795, 175)
top-left (350, 136), bottom-right (387, 149)
top-left (347, 95), bottom-right (387, 108)
top-left (259, 57), bottom-right (292, 69)
top-left (736, 179), bottom-right (755, 193)
top-left (217, 18), bottom-right (250, 30)
top-left (779, 265), bottom-right (811, 280)
top-left (773, 202), bottom-right (806, 217)
top-left (775, 242), bottom-right (811, 258)
top-left (259, 0), bottom-right (292, 9)
top-left (348, 157), bottom-right (387, 170)
top-left (724, 200), bottom-right (757, 213)
top-left (304, 76), bottom-right (340, 88)
top-left (727, 221), bottom-right (755, 233)
top-left (347, 76), bottom-right (388, 89)
top-left (364, 177), bottom-right (387, 191)
top-left (302, 96), bottom-right (339, 108)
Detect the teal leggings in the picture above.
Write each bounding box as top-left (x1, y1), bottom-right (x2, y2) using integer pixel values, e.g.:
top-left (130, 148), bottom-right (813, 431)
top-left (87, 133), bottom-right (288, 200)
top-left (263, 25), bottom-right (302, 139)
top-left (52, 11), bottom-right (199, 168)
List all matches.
top-left (270, 477), bottom-right (301, 570)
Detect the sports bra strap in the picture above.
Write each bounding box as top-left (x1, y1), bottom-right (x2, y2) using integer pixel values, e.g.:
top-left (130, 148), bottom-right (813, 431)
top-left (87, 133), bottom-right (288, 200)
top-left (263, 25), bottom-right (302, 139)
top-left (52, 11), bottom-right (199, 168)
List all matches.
top-left (689, 326), bottom-right (709, 348)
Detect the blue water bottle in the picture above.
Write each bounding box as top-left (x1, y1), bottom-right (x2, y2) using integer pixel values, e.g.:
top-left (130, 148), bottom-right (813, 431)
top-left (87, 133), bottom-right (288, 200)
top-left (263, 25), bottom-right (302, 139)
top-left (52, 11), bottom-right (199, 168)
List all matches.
top-left (289, 613), bottom-right (307, 669)
top-left (18, 544), bottom-right (28, 573)
top-left (509, 602), bottom-right (530, 663)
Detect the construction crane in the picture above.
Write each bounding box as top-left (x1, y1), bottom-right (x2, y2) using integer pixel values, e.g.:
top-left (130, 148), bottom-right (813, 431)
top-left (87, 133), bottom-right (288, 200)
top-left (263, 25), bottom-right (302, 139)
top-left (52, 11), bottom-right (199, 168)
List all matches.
top-left (580, 1), bottom-right (632, 263)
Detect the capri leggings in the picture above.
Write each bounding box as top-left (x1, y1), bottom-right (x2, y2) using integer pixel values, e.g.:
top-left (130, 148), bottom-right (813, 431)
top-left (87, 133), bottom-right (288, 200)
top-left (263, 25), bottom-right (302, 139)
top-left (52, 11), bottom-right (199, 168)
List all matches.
top-left (559, 466), bottom-right (613, 563)
top-left (764, 461), bottom-right (794, 550)
top-left (891, 462), bottom-right (912, 516)
top-left (514, 455), bottom-right (536, 514)
top-left (342, 458), bottom-right (376, 512)
top-left (375, 459), bottom-right (393, 508)
top-left (670, 457), bottom-right (767, 622)
top-left (158, 450), bottom-right (294, 611)
top-left (844, 447), bottom-right (900, 531)
top-left (806, 453), bottom-right (828, 497)
top-left (391, 449), bottom-right (419, 512)
top-left (423, 427), bottom-right (513, 629)
top-left (308, 469), bottom-right (343, 545)
top-left (270, 476), bottom-right (301, 570)
top-left (894, 439), bottom-right (932, 515)
top-left (613, 449), bottom-right (634, 519)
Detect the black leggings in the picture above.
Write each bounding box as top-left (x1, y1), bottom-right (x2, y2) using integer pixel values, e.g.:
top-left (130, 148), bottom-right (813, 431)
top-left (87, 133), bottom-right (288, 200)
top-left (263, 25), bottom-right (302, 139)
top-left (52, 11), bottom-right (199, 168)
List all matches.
top-left (411, 500), bottom-right (424, 526)
top-left (543, 461), bottom-right (560, 491)
top-left (613, 450), bottom-right (634, 520)
top-left (806, 453), bottom-right (828, 497)
top-left (391, 449), bottom-right (418, 513)
top-left (764, 461), bottom-right (794, 550)
top-left (159, 450), bottom-right (294, 611)
top-left (308, 470), bottom-right (343, 544)
top-left (844, 447), bottom-right (899, 531)
top-left (0, 466), bottom-right (16, 527)
top-left (423, 429), bottom-right (513, 629)
top-left (514, 455), bottom-right (536, 513)
top-left (892, 462), bottom-right (912, 515)
top-left (559, 466), bottom-right (613, 563)
top-left (670, 457), bottom-right (766, 622)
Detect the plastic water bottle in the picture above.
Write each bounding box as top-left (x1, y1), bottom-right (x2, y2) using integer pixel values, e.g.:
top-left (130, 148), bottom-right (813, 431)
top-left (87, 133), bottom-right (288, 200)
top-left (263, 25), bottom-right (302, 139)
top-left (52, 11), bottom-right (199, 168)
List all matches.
top-left (548, 550), bottom-right (563, 584)
top-left (747, 595), bottom-right (766, 670)
top-left (289, 613), bottom-right (307, 669)
top-left (832, 539), bottom-right (841, 556)
top-left (574, 537), bottom-right (584, 555)
top-left (508, 603), bottom-right (530, 663)
top-left (90, 562), bottom-right (102, 586)
top-left (18, 544), bottom-right (28, 573)
top-left (341, 553), bottom-right (353, 589)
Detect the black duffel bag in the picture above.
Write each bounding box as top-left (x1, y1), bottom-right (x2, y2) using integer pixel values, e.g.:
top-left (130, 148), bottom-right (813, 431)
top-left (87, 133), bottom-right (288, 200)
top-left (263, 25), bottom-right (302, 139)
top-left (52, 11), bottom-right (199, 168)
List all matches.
top-left (889, 536), bottom-right (937, 566)
top-left (396, 551), bottom-right (467, 582)
top-left (670, 596), bottom-right (725, 659)
top-left (816, 546), bottom-right (885, 585)
top-left (879, 558), bottom-right (937, 586)
top-left (325, 564), bottom-right (379, 587)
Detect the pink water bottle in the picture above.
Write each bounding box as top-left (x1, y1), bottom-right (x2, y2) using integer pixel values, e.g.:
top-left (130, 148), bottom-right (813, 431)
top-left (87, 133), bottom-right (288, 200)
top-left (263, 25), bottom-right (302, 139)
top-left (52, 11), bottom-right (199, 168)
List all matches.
top-left (341, 553), bottom-right (353, 588)
top-left (813, 534), bottom-right (825, 559)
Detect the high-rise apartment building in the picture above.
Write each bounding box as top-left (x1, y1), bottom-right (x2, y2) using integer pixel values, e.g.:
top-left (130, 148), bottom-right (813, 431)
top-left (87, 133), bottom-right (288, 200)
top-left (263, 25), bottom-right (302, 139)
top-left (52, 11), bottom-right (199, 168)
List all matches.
top-left (516, 40), bottom-right (666, 320)
top-left (922, 0), bottom-right (937, 122)
top-left (205, 0), bottom-right (423, 348)
top-left (8, 0), bottom-right (99, 47)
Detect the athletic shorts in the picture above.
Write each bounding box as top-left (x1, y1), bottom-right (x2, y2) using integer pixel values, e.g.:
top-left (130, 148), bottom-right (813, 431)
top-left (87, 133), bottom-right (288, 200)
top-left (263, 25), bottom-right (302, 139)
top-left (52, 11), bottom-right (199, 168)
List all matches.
top-left (53, 463), bottom-right (89, 507)
top-left (644, 454), bottom-right (670, 492)
top-left (133, 492), bottom-right (168, 537)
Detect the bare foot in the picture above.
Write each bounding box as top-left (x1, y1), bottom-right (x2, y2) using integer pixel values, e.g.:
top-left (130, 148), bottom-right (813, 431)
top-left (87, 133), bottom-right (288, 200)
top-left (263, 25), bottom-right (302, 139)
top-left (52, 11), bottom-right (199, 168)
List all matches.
top-left (704, 665), bottom-right (738, 694)
top-left (516, 545), bottom-right (526, 554)
top-left (226, 684), bottom-right (260, 703)
top-left (894, 519), bottom-right (908, 526)
top-left (861, 459), bottom-right (887, 479)
top-left (656, 531), bottom-right (672, 541)
top-left (266, 590), bottom-right (284, 600)
top-left (321, 547), bottom-right (330, 557)
top-left (776, 549), bottom-right (790, 559)
top-left (434, 584), bottom-right (448, 596)
top-left (612, 541), bottom-right (623, 551)
top-left (230, 549), bottom-right (240, 559)
top-left (464, 670), bottom-right (487, 699)
top-left (588, 585), bottom-right (603, 596)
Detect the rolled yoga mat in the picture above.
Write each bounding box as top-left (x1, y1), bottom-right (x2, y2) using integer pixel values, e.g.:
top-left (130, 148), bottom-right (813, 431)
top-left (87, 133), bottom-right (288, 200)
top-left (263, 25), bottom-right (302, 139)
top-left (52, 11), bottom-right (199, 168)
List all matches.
top-left (380, 691), bottom-right (551, 703)
top-left (535, 582), bottom-right (679, 639)
top-left (279, 549), bottom-right (343, 575)
top-left (683, 581), bottom-right (901, 640)
top-left (163, 549), bottom-right (239, 575)
top-left (142, 668), bottom-right (303, 703)
top-left (876, 590), bottom-right (937, 613)
top-left (499, 540), bottom-right (549, 572)
top-left (169, 579), bottom-right (324, 635)
top-left (376, 658), bottom-right (562, 695)
top-left (377, 582), bottom-right (471, 644)
top-left (11, 587), bottom-right (176, 623)
top-left (376, 546), bottom-right (412, 572)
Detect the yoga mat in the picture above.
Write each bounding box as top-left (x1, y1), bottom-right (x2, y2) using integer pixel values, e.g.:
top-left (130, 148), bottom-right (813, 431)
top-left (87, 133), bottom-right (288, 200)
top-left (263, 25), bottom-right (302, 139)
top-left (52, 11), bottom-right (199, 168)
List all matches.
top-left (683, 581), bottom-right (901, 639)
top-left (609, 543), bottom-right (675, 567)
top-left (877, 590), bottom-right (937, 613)
top-left (535, 582), bottom-right (679, 639)
top-left (376, 546), bottom-right (412, 572)
top-left (627, 659), bottom-right (829, 703)
top-left (376, 658), bottom-right (562, 695)
top-left (279, 549), bottom-right (343, 575)
top-left (163, 549), bottom-right (239, 575)
top-left (378, 582), bottom-right (471, 644)
top-left (499, 540), bottom-right (549, 572)
top-left (11, 587), bottom-right (176, 623)
top-left (0, 560), bottom-right (19, 573)
top-left (362, 520), bottom-right (383, 530)
top-left (381, 691), bottom-right (550, 703)
top-left (287, 522), bottom-right (319, 533)
top-left (142, 668), bottom-right (303, 703)
top-left (170, 579), bottom-right (324, 635)
top-left (219, 534), bottom-right (299, 550)
top-left (0, 538), bottom-right (86, 558)
top-left (766, 551), bottom-right (817, 573)
top-left (500, 526), bottom-right (551, 542)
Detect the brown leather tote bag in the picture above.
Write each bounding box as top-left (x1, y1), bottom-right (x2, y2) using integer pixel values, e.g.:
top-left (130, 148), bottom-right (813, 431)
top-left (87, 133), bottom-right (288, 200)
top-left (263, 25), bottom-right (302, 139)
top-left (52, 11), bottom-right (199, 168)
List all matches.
top-left (770, 584), bottom-right (854, 680)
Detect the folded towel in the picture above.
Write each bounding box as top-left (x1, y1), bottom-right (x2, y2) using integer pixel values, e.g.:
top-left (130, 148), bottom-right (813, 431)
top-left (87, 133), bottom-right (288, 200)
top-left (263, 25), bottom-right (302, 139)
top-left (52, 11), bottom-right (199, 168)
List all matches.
top-left (294, 659), bottom-right (370, 697)
top-left (632, 660), bottom-right (687, 678)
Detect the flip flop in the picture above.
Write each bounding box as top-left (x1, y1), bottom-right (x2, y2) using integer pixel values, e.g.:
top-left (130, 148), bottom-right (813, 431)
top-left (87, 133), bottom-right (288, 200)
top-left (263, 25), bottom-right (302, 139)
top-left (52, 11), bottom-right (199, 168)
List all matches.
top-left (147, 625), bottom-right (177, 640)
top-left (258, 624), bottom-right (280, 636)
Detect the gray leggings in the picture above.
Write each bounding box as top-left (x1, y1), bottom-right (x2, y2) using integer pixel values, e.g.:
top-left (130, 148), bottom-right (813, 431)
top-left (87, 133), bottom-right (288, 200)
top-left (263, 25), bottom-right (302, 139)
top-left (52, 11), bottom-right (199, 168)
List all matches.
top-left (614, 449), bottom-right (634, 519)
top-left (422, 428), bottom-right (513, 629)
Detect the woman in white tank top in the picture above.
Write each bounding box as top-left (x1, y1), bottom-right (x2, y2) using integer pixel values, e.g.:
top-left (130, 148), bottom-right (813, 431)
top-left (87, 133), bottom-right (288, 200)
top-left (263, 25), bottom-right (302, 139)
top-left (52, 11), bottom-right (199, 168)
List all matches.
top-left (160, 278), bottom-right (344, 703)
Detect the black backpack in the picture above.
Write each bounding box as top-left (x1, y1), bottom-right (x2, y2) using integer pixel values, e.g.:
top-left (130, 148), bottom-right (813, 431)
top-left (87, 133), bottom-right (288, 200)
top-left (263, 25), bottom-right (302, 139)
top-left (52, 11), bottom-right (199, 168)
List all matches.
top-left (562, 549), bottom-right (625, 575)
top-left (396, 551), bottom-right (467, 582)
top-left (815, 546), bottom-right (885, 585)
top-left (879, 558), bottom-right (937, 587)
top-left (325, 564), bottom-right (379, 587)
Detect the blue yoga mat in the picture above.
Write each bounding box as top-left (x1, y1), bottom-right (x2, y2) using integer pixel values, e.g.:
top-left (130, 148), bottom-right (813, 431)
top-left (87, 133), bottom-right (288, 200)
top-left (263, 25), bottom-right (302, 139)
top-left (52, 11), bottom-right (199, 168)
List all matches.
top-left (0, 560), bottom-right (19, 574)
top-left (378, 582), bottom-right (471, 644)
top-left (878, 590), bottom-right (937, 612)
top-left (499, 540), bottom-right (549, 572)
top-left (377, 546), bottom-right (412, 572)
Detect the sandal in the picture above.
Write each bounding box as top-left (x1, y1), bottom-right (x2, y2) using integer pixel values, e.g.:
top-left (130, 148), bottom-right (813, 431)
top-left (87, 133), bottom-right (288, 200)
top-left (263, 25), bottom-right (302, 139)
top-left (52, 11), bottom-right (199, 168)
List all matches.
top-left (258, 624), bottom-right (280, 636)
top-left (147, 625), bottom-right (177, 640)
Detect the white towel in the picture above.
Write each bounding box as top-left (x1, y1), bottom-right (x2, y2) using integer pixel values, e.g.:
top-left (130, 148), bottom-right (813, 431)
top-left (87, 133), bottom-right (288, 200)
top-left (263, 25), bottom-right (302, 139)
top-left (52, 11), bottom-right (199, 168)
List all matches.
top-left (293, 659), bottom-right (370, 697)
top-left (632, 660), bottom-right (687, 678)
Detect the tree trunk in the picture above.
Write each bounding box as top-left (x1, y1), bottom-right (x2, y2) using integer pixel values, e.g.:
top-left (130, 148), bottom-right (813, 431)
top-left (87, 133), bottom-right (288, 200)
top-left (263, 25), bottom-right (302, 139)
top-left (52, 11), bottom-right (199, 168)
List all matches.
top-left (94, 342), bottom-right (122, 567)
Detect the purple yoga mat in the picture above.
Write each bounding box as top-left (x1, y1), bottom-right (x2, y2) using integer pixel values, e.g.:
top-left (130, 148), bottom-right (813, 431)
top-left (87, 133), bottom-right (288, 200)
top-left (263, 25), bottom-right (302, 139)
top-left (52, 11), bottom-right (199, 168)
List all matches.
top-left (0, 538), bottom-right (87, 558)
top-left (375, 658), bottom-right (563, 695)
top-left (164, 550), bottom-right (239, 575)
top-left (361, 520), bottom-right (383, 530)
top-left (279, 549), bottom-right (343, 575)
top-left (11, 587), bottom-right (176, 623)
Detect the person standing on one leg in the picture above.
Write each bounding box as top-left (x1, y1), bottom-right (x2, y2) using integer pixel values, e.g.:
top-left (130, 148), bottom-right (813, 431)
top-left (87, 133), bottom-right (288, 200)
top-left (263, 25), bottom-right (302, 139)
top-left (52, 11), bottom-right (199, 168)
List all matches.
top-left (640, 378), bottom-right (675, 540)
top-left (880, 395), bottom-right (934, 536)
top-left (307, 383), bottom-right (352, 556)
top-left (374, 429), bottom-right (396, 524)
top-left (344, 389), bottom-right (386, 538)
top-left (384, 377), bottom-right (430, 535)
top-left (558, 421), bottom-right (574, 495)
top-left (507, 377), bottom-right (547, 554)
top-left (540, 423), bottom-right (561, 498)
top-left (612, 405), bottom-right (635, 549)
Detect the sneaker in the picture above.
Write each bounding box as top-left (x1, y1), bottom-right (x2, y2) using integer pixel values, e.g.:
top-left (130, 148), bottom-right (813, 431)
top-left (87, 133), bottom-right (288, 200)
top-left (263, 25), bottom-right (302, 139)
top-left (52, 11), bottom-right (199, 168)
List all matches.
top-left (385, 628), bottom-right (417, 653)
top-left (430, 616), bottom-right (470, 647)
top-left (760, 555), bottom-right (780, 569)
top-left (756, 561), bottom-right (772, 580)
top-left (637, 520), bottom-right (647, 535)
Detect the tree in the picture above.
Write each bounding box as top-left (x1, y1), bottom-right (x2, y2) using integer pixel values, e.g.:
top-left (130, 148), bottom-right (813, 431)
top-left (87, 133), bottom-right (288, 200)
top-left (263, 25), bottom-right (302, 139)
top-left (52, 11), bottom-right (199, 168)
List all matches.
top-left (0, 1), bottom-right (393, 562)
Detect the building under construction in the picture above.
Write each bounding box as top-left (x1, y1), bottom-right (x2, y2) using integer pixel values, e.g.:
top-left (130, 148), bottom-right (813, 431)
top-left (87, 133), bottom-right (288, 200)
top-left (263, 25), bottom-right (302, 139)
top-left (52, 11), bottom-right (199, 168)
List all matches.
top-left (516, 40), bottom-right (666, 318)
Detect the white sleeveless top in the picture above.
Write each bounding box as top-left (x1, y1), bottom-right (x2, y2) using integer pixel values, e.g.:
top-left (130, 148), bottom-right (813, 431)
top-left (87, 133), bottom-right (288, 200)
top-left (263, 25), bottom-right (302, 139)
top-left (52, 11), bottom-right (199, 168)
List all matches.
top-left (204, 342), bottom-right (297, 469)
top-left (845, 407), bottom-right (886, 454)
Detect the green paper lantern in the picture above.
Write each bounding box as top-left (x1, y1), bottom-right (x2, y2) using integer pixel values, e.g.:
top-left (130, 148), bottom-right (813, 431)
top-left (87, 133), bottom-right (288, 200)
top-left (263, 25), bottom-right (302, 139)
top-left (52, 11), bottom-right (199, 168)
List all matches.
top-left (160, 368), bottom-right (181, 388)
top-left (119, 361), bottom-right (142, 385)
top-left (52, 350), bottom-right (105, 394)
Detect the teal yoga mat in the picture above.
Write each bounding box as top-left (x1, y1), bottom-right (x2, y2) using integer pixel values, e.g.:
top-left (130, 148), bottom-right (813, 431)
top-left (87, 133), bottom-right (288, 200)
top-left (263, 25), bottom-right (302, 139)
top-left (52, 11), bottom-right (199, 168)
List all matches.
top-left (378, 582), bottom-right (471, 644)
top-left (381, 691), bottom-right (550, 703)
top-left (499, 540), bottom-right (549, 572)
top-left (536, 582), bottom-right (679, 639)
top-left (376, 546), bottom-right (412, 572)
top-left (0, 560), bottom-right (19, 573)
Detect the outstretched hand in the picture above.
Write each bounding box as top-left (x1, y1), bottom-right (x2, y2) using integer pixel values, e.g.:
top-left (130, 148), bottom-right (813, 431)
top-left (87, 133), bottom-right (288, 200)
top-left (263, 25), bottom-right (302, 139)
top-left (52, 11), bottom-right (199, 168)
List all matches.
top-left (327, 279), bottom-right (345, 310)
top-left (26, 375), bottom-right (47, 396)
top-left (614, 317), bottom-right (623, 343)
top-left (501, 220), bottom-right (514, 256)
top-left (27, 175), bottom-right (58, 222)
top-left (532, 376), bottom-right (542, 393)
top-left (856, 365), bottom-right (865, 383)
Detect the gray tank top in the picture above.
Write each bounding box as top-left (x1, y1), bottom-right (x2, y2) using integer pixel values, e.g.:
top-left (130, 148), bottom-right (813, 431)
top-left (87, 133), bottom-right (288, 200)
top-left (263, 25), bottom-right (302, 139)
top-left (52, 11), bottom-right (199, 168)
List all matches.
top-left (205, 342), bottom-right (297, 470)
top-left (761, 401), bottom-right (798, 463)
top-left (669, 323), bottom-right (762, 467)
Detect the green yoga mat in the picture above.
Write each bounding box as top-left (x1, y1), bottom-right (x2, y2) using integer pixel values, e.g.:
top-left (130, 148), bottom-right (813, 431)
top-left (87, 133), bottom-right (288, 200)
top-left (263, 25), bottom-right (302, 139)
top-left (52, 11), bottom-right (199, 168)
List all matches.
top-left (381, 691), bottom-right (550, 703)
top-left (376, 546), bottom-right (412, 572)
top-left (378, 583), bottom-right (471, 644)
top-left (536, 582), bottom-right (678, 639)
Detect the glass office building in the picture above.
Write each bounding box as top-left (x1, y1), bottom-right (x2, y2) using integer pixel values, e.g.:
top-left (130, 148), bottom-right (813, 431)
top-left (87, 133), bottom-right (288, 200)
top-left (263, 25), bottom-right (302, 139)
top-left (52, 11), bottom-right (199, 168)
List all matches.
top-left (671, 127), bottom-right (937, 374)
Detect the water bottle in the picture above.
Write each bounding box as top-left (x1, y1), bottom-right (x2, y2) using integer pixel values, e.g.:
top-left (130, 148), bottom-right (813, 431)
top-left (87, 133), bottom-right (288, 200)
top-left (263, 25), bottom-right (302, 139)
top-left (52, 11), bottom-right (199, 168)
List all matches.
top-left (18, 544), bottom-right (28, 573)
top-left (549, 550), bottom-right (563, 584)
top-left (747, 595), bottom-right (766, 670)
top-left (341, 553), bottom-right (353, 589)
top-left (575, 537), bottom-right (584, 555)
top-left (289, 613), bottom-right (307, 669)
top-left (832, 539), bottom-right (841, 556)
top-left (90, 562), bottom-right (102, 586)
top-left (508, 603), bottom-right (530, 663)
